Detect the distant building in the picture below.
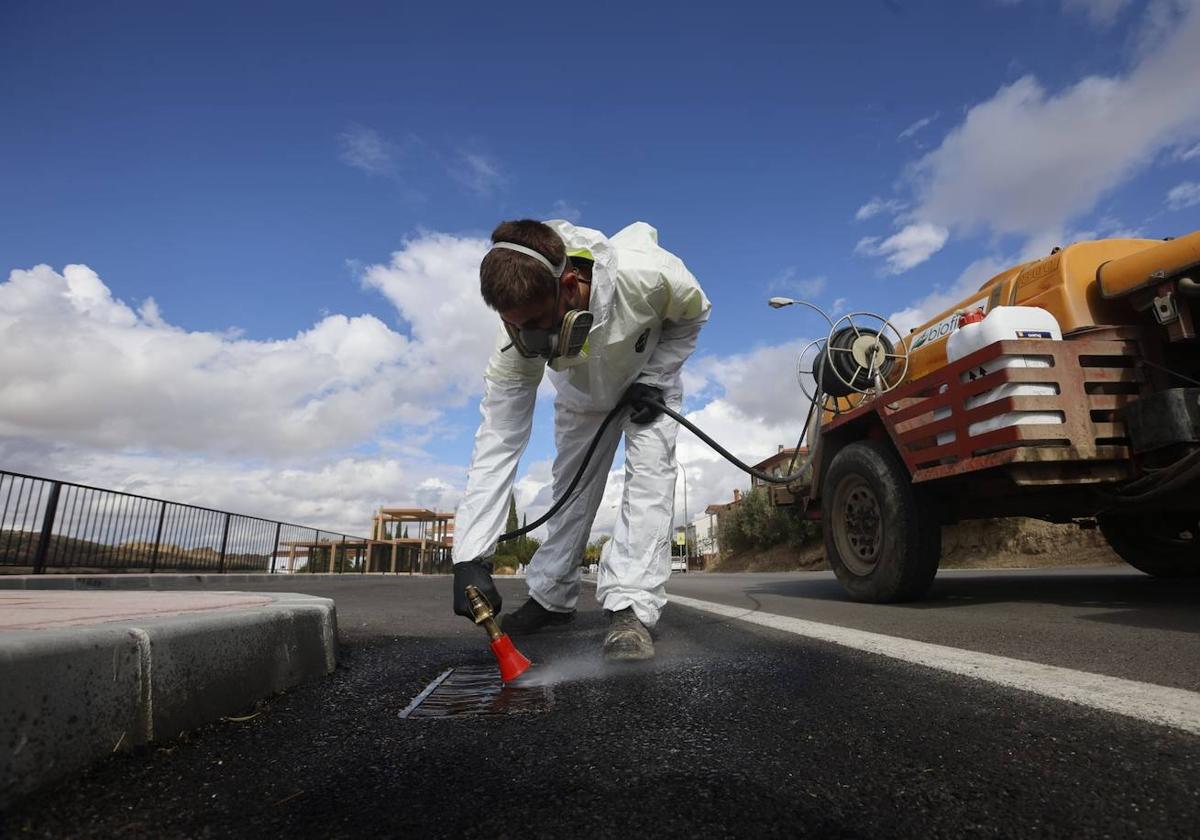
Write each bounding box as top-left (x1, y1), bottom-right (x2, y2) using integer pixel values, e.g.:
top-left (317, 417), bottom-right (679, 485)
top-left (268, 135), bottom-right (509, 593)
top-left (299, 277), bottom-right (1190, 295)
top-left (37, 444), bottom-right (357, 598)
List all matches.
top-left (698, 444), bottom-right (812, 562)
top-left (749, 445), bottom-right (808, 489)
top-left (688, 513), bottom-right (719, 567)
top-left (702, 488), bottom-right (743, 561)
top-left (673, 511), bottom-right (721, 570)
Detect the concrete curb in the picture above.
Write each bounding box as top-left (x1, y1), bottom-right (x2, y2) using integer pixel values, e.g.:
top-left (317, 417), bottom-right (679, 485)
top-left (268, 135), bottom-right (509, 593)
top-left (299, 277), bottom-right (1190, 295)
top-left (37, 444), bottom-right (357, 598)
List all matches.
top-left (0, 573), bottom-right (430, 589)
top-left (0, 592), bottom-right (337, 807)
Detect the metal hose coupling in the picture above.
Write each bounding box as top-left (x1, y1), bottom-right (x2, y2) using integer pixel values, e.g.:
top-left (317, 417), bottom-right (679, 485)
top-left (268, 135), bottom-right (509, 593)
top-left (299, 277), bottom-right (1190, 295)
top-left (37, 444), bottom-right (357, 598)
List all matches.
top-left (465, 584), bottom-right (503, 641)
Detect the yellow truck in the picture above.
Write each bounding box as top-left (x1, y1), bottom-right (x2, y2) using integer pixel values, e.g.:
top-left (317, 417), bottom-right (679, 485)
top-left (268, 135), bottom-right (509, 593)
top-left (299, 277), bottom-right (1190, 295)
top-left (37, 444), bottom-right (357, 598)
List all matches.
top-left (779, 230), bottom-right (1200, 602)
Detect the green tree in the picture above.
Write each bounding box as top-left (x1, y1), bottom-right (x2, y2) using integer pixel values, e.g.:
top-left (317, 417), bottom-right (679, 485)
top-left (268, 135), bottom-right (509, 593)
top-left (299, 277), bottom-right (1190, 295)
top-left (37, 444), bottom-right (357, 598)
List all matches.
top-left (493, 535), bottom-right (540, 571)
top-left (493, 494), bottom-right (531, 571)
top-left (718, 487), bottom-right (820, 557)
top-left (583, 534), bottom-right (610, 565)
top-left (505, 494), bottom-right (519, 534)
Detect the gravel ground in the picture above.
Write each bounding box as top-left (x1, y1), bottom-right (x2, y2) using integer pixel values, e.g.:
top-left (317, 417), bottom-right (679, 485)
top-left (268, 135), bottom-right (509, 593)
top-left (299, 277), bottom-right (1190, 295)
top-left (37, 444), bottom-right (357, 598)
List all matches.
top-left (3, 576), bottom-right (1198, 838)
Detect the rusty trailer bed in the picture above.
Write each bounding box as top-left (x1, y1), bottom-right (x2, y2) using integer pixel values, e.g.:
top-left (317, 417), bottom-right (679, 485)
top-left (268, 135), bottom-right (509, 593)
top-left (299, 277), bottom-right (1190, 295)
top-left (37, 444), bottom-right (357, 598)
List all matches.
top-left (822, 330), bottom-right (1147, 489)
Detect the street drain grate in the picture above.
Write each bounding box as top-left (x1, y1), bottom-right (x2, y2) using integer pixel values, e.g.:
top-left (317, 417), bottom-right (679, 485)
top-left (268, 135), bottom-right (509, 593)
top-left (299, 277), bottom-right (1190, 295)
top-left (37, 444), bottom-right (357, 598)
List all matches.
top-left (399, 666), bottom-right (553, 719)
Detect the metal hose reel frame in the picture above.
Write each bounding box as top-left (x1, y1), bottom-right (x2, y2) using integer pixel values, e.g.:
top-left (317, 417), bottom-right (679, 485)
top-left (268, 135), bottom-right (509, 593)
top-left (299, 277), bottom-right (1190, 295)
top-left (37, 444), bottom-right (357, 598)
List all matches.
top-left (823, 312), bottom-right (910, 398)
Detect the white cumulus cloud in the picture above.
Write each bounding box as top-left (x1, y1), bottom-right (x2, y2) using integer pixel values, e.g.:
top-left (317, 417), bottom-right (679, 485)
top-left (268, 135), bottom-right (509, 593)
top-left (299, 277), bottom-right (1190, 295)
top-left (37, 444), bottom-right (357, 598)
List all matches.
top-left (0, 233), bottom-right (497, 459)
top-left (857, 1), bottom-right (1200, 275)
top-left (360, 231), bottom-right (497, 398)
top-left (911, 3), bottom-right (1200, 239)
top-left (855, 223), bottom-right (950, 274)
top-left (666, 340), bottom-right (815, 518)
top-left (0, 264), bottom-right (436, 457)
top-left (0, 232), bottom-right (503, 532)
top-left (0, 439), bottom-right (464, 536)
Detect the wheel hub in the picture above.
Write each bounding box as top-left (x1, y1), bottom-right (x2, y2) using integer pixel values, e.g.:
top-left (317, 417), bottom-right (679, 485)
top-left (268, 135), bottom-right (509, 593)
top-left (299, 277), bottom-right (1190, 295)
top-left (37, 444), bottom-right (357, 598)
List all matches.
top-left (833, 477), bottom-right (883, 576)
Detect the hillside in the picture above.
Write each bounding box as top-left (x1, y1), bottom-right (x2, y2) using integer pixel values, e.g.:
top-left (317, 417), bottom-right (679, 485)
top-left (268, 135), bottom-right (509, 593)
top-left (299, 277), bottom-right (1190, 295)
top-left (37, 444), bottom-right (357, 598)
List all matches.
top-left (707, 517), bottom-right (1121, 573)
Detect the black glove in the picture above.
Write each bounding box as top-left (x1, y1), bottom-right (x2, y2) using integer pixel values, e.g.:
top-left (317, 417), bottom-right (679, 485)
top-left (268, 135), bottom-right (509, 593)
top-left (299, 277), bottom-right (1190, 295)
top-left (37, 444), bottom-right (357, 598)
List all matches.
top-left (622, 382), bottom-right (665, 425)
top-left (453, 557), bottom-right (502, 619)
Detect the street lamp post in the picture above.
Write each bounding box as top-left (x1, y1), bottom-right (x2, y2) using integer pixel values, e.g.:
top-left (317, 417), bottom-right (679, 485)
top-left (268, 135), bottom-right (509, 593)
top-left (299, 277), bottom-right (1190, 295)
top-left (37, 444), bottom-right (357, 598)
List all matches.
top-left (677, 461), bottom-right (690, 566)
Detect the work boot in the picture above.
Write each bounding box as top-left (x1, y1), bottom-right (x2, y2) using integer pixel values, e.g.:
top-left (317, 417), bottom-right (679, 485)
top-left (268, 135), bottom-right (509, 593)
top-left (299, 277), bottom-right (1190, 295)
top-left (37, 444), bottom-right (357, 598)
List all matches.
top-left (603, 607), bottom-right (655, 661)
top-left (499, 598), bottom-right (575, 636)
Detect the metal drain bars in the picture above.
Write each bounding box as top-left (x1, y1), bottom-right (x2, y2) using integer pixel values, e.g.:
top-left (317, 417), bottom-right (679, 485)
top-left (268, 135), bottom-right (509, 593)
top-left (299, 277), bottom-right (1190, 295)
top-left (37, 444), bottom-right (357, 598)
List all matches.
top-left (399, 665), bottom-right (553, 719)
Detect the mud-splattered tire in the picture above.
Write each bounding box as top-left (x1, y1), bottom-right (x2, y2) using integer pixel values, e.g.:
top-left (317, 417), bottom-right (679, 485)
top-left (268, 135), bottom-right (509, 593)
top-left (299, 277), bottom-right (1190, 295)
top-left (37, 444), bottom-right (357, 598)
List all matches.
top-left (822, 441), bottom-right (942, 602)
top-left (1098, 511), bottom-right (1200, 578)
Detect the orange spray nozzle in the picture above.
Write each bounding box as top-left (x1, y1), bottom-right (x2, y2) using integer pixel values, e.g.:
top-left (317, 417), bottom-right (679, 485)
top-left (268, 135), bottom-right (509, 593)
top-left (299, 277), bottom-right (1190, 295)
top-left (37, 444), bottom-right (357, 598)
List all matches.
top-left (465, 585), bottom-right (531, 682)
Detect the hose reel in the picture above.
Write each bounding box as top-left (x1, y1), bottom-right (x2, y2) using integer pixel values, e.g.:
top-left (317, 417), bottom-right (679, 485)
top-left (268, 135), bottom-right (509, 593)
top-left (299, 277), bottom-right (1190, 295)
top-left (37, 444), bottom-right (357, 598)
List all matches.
top-left (792, 307), bottom-right (910, 410)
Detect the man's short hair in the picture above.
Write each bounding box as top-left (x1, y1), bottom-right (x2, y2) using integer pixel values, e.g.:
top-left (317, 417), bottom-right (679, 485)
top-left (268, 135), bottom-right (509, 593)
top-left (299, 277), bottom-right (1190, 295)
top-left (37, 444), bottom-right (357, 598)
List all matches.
top-left (480, 220), bottom-right (566, 311)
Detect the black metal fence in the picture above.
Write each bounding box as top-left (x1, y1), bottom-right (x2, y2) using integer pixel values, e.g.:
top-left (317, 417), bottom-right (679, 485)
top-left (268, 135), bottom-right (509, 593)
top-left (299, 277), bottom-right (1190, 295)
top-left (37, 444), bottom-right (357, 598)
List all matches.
top-left (0, 470), bottom-right (370, 575)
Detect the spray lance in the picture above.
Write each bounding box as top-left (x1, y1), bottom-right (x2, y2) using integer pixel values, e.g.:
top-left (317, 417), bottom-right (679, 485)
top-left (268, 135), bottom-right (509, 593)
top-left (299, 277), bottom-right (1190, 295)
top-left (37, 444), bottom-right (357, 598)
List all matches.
top-left (465, 584), bottom-right (531, 682)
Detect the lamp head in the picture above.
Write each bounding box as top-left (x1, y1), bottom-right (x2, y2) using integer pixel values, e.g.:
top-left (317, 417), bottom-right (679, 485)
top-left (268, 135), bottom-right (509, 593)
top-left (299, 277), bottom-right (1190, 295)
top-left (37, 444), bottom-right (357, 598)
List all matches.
top-left (768, 297), bottom-right (794, 309)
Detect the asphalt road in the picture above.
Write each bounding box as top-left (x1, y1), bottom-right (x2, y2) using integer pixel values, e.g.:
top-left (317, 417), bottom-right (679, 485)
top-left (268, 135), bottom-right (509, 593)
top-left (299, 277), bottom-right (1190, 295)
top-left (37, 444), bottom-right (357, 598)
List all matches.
top-left (3, 571), bottom-right (1199, 838)
top-left (668, 566), bottom-right (1200, 691)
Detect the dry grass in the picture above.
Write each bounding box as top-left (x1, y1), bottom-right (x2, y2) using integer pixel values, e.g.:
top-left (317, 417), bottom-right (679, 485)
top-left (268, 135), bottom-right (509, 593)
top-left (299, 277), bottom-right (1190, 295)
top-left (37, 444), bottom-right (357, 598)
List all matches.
top-left (708, 541), bottom-right (827, 573)
top-left (939, 517), bottom-right (1120, 569)
top-left (706, 517), bottom-right (1121, 573)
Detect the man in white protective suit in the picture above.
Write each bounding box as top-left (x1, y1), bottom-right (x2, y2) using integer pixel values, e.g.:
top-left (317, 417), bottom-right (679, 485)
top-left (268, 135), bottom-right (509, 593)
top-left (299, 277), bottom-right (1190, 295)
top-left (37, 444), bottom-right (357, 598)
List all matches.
top-left (451, 218), bottom-right (710, 660)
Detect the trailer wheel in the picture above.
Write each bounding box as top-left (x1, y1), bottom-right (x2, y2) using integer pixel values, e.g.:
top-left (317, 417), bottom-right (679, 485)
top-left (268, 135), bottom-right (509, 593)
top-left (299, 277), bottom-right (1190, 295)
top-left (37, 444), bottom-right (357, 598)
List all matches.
top-left (822, 441), bottom-right (941, 602)
top-left (1098, 511), bottom-right (1200, 578)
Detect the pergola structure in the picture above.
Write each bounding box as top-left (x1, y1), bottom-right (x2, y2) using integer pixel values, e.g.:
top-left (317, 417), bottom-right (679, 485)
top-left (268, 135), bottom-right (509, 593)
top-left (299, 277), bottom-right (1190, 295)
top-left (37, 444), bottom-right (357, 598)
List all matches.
top-left (369, 508), bottom-right (455, 574)
top-left (277, 538), bottom-right (372, 574)
top-left (273, 509), bottom-right (456, 575)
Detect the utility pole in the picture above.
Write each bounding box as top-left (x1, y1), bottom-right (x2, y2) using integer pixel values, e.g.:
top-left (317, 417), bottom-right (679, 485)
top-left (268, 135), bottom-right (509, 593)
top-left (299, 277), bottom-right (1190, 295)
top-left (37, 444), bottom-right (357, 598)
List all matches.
top-left (677, 462), bottom-right (690, 563)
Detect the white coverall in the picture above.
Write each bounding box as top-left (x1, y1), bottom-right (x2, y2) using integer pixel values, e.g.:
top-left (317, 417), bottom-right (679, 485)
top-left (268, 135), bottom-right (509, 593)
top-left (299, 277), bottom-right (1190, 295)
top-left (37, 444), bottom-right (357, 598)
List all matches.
top-left (452, 220), bottom-right (711, 627)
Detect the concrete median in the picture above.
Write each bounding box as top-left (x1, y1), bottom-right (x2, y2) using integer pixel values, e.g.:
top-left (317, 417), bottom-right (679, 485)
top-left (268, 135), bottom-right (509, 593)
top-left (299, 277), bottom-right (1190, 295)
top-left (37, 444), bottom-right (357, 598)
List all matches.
top-left (0, 589), bottom-right (337, 807)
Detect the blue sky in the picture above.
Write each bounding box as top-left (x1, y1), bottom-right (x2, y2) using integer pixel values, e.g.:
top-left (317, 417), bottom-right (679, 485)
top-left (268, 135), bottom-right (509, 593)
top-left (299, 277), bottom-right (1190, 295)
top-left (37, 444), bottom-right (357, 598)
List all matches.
top-left (2, 0), bottom-right (1199, 533)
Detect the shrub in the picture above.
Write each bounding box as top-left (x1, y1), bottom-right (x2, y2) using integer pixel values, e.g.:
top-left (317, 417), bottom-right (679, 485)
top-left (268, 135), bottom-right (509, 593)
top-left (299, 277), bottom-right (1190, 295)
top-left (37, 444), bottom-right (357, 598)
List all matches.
top-left (494, 535), bottom-right (541, 570)
top-left (718, 488), bottom-right (819, 556)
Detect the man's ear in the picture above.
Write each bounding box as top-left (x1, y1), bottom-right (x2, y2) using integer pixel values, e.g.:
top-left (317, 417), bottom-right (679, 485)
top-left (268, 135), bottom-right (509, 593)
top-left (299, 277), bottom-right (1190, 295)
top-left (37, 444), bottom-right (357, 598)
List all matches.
top-left (560, 271), bottom-right (584, 301)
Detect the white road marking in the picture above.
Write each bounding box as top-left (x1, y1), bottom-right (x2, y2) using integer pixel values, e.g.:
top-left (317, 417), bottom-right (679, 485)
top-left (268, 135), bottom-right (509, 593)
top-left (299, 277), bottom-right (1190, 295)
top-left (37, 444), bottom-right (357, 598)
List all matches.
top-left (667, 594), bottom-right (1200, 736)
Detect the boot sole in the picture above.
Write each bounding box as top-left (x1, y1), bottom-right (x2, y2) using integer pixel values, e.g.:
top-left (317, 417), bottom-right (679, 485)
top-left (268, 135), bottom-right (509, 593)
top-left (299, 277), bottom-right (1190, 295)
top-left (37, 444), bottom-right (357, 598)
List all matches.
top-left (604, 647), bottom-right (655, 662)
top-left (602, 630), bottom-right (655, 661)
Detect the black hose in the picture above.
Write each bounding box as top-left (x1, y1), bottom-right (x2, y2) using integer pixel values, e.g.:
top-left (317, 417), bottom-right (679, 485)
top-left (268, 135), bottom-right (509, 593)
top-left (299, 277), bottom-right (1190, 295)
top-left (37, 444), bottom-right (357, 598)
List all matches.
top-left (656, 401), bottom-right (816, 485)
top-left (496, 403), bottom-right (627, 542)
top-left (497, 396), bottom-right (815, 543)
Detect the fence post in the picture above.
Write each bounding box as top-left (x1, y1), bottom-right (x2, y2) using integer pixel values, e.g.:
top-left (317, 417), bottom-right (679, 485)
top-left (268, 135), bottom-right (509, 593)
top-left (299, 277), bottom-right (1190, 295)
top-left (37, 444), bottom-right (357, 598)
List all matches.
top-left (270, 522), bottom-right (281, 574)
top-left (340, 535), bottom-right (347, 574)
top-left (32, 481), bottom-right (62, 575)
top-left (218, 513), bottom-right (231, 573)
top-left (149, 501), bottom-right (167, 573)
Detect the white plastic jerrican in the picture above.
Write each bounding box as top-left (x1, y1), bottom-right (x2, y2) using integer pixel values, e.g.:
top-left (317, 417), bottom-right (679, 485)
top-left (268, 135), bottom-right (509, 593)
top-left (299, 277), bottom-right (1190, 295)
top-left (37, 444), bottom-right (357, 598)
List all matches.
top-left (935, 306), bottom-right (1064, 446)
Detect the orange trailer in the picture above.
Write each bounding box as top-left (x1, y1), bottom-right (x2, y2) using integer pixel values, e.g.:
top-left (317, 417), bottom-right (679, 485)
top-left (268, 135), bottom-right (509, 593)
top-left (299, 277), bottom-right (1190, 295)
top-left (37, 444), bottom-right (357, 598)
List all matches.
top-left (779, 231), bottom-right (1200, 602)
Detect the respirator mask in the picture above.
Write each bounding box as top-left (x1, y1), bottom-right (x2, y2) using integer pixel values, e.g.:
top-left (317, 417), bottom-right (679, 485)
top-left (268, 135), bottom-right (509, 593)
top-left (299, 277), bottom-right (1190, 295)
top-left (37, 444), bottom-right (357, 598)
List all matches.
top-left (492, 241), bottom-right (594, 370)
